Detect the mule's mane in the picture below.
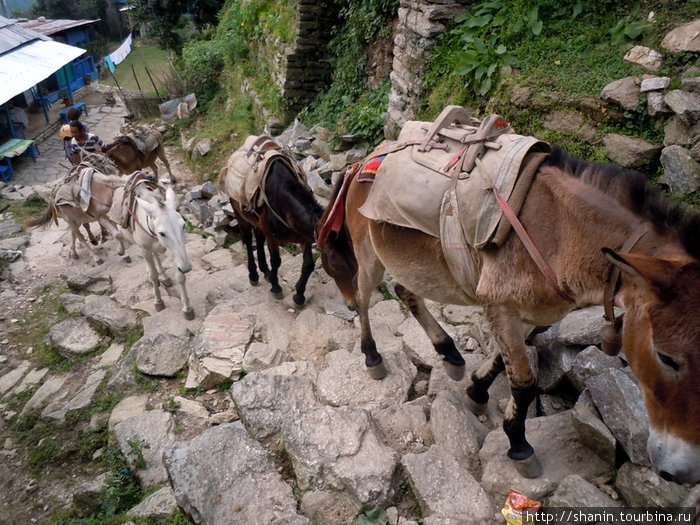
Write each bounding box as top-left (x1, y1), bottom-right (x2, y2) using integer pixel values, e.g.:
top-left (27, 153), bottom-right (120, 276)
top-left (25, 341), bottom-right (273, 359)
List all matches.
top-left (541, 147), bottom-right (700, 260)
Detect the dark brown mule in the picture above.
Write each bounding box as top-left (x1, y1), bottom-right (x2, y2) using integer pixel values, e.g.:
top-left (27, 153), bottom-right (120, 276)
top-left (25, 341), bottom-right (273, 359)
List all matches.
top-left (219, 158), bottom-right (324, 306)
top-left (103, 131), bottom-right (175, 183)
top-left (318, 145), bottom-right (700, 483)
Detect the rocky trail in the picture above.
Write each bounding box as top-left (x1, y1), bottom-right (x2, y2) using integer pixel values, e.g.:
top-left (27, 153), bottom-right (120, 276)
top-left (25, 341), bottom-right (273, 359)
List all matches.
top-left (0, 91), bottom-right (698, 524)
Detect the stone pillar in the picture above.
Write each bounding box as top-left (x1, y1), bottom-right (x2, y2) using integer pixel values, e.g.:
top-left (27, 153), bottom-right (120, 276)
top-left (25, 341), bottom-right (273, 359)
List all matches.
top-left (385, 0), bottom-right (473, 138)
top-left (282, 0), bottom-right (338, 117)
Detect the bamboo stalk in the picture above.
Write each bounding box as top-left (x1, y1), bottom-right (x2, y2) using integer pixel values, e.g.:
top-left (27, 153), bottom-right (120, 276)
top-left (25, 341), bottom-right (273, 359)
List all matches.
top-left (107, 67), bottom-right (135, 117)
top-left (131, 64), bottom-right (151, 116)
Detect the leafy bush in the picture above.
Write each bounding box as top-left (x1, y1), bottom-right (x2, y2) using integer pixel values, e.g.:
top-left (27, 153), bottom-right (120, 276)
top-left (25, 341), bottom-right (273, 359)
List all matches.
top-left (180, 39), bottom-right (225, 109)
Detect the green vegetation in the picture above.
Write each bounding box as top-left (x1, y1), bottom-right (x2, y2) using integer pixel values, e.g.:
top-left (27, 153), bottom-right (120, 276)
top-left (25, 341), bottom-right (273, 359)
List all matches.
top-left (102, 44), bottom-right (173, 97)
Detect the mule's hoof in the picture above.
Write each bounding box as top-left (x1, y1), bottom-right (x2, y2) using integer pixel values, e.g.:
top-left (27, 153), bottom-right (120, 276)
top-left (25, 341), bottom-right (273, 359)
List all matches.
top-left (464, 395), bottom-right (488, 416)
top-left (122, 255), bottom-right (131, 263)
top-left (367, 361), bottom-right (388, 380)
top-left (71, 253), bottom-right (79, 260)
top-left (443, 362), bottom-right (465, 381)
top-left (90, 239), bottom-right (98, 246)
top-left (183, 308), bottom-right (195, 320)
top-left (249, 278), bottom-right (260, 287)
top-left (272, 290), bottom-right (284, 300)
top-left (292, 294), bottom-right (306, 308)
top-left (161, 277), bottom-right (173, 288)
top-left (95, 258), bottom-right (104, 265)
top-left (511, 453), bottom-right (543, 479)
top-left (154, 301), bottom-right (165, 312)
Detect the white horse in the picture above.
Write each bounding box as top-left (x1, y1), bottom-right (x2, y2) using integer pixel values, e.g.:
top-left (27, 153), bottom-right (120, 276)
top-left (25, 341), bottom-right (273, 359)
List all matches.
top-left (110, 174), bottom-right (194, 319)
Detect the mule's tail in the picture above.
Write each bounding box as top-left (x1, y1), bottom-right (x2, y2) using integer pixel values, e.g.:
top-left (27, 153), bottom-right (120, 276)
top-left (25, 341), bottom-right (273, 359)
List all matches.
top-left (25, 201), bottom-right (58, 230)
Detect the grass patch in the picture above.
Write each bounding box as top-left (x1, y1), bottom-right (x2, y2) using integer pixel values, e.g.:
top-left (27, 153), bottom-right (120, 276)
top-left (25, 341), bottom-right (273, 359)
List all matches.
top-left (1, 197), bottom-right (47, 227)
top-left (101, 42), bottom-right (173, 96)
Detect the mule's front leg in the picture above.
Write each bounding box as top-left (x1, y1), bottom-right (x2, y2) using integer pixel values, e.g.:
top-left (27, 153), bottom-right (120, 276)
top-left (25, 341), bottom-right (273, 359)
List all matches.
top-left (254, 227), bottom-right (270, 281)
top-left (292, 243), bottom-right (315, 307)
top-left (175, 268), bottom-right (194, 320)
top-left (142, 249), bottom-right (165, 311)
top-left (356, 245), bottom-right (387, 379)
top-left (484, 304), bottom-right (542, 478)
top-left (394, 283), bottom-right (465, 380)
top-left (70, 222), bottom-right (102, 265)
top-left (266, 240), bottom-right (283, 299)
top-left (237, 217), bottom-right (260, 285)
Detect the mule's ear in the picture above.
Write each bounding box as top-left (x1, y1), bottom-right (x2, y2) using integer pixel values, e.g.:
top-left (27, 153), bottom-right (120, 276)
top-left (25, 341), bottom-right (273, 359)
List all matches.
top-left (603, 248), bottom-right (679, 298)
top-left (136, 197), bottom-right (159, 216)
top-left (165, 187), bottom-right (178, 209)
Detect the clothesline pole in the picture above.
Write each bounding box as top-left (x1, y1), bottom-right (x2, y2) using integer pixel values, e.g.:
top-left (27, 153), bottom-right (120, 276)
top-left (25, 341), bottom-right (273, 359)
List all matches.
top-left (107, 68), bottom-right (135, 117)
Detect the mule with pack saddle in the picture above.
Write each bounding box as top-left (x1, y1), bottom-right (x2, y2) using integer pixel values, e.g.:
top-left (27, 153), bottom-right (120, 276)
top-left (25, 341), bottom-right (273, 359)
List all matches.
top-left (218, 135), bottom-right (323, 307)
top-left (26, 154), bottom-right (128, 265)
top-left (103, 125), bottom-right (176, 183)
top-left (317, 105), bottom-right (700, 483)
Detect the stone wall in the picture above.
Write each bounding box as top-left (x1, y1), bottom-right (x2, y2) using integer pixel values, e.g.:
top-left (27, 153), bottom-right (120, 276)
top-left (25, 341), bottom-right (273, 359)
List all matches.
top-left (385, 0), bottom-right (473, 137)
top-left (282, 0), bottom-right (338, 116)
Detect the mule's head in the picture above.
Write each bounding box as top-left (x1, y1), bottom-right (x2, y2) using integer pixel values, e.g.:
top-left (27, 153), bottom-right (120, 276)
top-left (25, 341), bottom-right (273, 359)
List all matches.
top-left (320, 236), bottom-right (358, 311)
top-left (137, 188), bottom-right (192, 274)
top-left (606, 249), bottom-right (700, 483)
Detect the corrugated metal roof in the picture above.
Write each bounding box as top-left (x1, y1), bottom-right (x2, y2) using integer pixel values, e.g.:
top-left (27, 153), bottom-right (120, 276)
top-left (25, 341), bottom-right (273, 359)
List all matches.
top-left (17, 17), bottom-right (100, 36)
top-left (0, 15), bottom-right (48, 55)
top-left (0, 39), bottom-right (86, 105)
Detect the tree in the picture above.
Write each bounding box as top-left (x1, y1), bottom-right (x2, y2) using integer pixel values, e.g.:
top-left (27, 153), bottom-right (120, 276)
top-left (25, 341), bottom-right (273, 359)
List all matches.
top-left (29, 0), bottom-right (100, 19)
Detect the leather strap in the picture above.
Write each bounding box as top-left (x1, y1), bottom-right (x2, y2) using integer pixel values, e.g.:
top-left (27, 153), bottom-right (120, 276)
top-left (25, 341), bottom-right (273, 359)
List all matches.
top-left (488, 170), bottom-right (575, 303)
top-left (603, 222), bottom-right (650, 323)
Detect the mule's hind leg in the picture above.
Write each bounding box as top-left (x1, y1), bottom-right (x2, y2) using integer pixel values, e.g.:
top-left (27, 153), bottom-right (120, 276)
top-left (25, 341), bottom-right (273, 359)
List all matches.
top-left (236, 214), bottom-right (261, 285)
top-left (266, 240), bottom-right (283, 299)
top-left (291, 243), bottom-right (315, 307)
top-left (97, 218), bottom-right (128, 259)
top-left (83, 223), bottom-right (98, 245)
top-left (158, 148), bottom-right (176, 184)
top-left (483, 303), bottom-right (542, 478)
top-left (394, 283), bottom-right (465, 380)
top-left (68, 221), bottom-right (103, 265)
top-left (254, 227), bottom-right (271, 280)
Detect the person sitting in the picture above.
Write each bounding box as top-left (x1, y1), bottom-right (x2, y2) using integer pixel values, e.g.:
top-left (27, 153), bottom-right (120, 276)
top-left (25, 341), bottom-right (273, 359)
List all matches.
top-left (69, 120), bottom-right (103, 164)
top-left (8, 101), bottom-right (29, 129)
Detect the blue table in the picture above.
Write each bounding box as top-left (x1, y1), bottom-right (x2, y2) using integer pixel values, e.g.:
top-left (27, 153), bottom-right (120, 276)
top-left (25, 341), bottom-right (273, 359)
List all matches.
top-left (59, 102), bottom-right (88, 124)
top-left (0, 138), bottom-right (38, 181)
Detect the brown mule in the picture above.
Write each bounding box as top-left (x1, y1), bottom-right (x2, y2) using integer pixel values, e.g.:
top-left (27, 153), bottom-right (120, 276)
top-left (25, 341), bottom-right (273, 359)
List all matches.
top-left (318, 144), bottom-right (700, 484)
top-left (103, 129), bottom-right (175, 183)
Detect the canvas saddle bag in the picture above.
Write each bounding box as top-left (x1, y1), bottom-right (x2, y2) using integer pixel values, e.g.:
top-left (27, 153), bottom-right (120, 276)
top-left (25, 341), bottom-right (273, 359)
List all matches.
top-left (220, 135), bottom-right (308, 211)
top-left (358, 105), bottom-right (550, 298)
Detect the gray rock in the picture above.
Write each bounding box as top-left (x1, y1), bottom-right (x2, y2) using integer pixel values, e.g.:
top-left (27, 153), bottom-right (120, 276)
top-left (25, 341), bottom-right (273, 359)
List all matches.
top-left (682, 76), bottom-right (700, 95)
top-left (603, 133), bottom-right (661, 168)
top-left (135, 333), bottom-right (189, 377)
top-left (402, 446), bottom-right (493, 523)
top-left (0, 360), bottom-right (31, 396)
top-left (113, 409), bottom-right (176, 486)
top-left (0, 220), bottom-right (22, 238)
top-left (663, 115), bottom-right (700, 147)
top-left (430, 389), bottom-right (488, 476)
top-left (601, 77), bottom-right (640, 111)
top-left (558, 306), bottom-right (608, 346)
top-left (662, 20), bottom-right (700, 52)
top-left (21, 374), bottom-right (68, 414)
top-left (324, 298), bottom-right (357, 322)
top-left (567, 345), bottom-right (623, 392)
top-left (623, 46), bottom-right (662, 71)
top-left (646, 91), bottom-right (672, 117)
top-left (479, 411), bottom-right (614, 501)
top-left (586, 368), bottom-right (651, 466)
top-left (300, 490), bottom-right (361, 525)
top-left (231, 361), bottom-right (321, 446)
top-left (46, 317), bottom-right (102, 357)
top-left (640, 76), bottom-right (671, 92)
top-left (164, 424), bottom-right (305, 524)
top-left (659, 145), bottom-right (699, 194)
top-left (374, 396), bottom-right (433, 455)
top-left (242, 341), bottom-right (291, 373)
top-left (126, 486), bottom-right (178, 519)
top-left (59, 292), bottom-right (86, 314)
top-left (185, 307), bottom-right (255, 389)
top-left (547, 474), bottom-right (621, 507)
top-left (542, 110), bottom-right (584, 134)
top-left (536, 344), bottom-right (579, 392)
top-left (316, 349), bottom-right (416, 414)
top-left (615, 461), bottom-right (688, 507)
top-left (282, 405), bottom-right (398, 505)
top-left (665, 89), bottom-right (700, 125)
top-left (572, 390), bottom-right (617, 466)
top-left (42, 369), bottom-right (106, 423)
top-left (72, 473), bottom-right (109, 517)
top-left (81, 295), bottom-right (140, 335)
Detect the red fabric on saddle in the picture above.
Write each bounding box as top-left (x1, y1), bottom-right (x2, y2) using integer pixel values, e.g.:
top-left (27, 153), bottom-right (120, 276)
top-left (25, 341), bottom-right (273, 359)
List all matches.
top-left (317, 163), bottom-right (360, 250)
top-left (358, 140), bottom-right (394, 182)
